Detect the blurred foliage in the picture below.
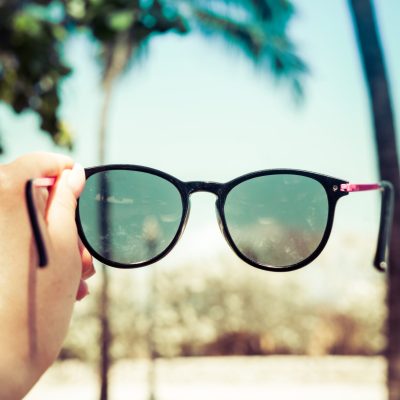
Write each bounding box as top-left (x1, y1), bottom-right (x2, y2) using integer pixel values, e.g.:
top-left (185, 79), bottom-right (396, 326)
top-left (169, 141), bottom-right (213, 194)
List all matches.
top-left (0, 0), bottom-right (306, 152)
top-left (63, 255), bottom-right (386, 362)
top-left (0, 1), bottom-right (71, 150)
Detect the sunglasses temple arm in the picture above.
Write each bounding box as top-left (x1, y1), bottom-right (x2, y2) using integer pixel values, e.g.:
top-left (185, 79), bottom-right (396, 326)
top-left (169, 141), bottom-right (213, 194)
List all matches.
top-left (373, 181), bottom-right (394, 272)
top-left (26, 177), bottom-right (56, 268)
top-left (341, 181), bottom-right (394, 272)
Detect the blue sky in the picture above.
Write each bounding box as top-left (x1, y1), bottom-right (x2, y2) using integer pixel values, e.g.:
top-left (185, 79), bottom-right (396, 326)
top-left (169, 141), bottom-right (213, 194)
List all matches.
top-left (0, 0), bottom-right (399, 270)
top-left (2, 0), bottom-right (399, 177)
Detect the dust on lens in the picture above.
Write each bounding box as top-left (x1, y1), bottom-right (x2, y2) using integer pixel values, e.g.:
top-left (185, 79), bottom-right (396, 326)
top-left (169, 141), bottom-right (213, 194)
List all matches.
top-left (78, 170), bottom-right (183, 265)
top-left (224, 174), bottom-right (329, 268)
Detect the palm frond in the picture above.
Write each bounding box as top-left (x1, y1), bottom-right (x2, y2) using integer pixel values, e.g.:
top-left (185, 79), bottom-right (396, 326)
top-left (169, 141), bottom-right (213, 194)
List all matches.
top-left (189, 5), bottom-right (307, 96)
top-left (97, 0), bottom-right (188, 83)
top-left (176, 0), bottom-right (294, 26)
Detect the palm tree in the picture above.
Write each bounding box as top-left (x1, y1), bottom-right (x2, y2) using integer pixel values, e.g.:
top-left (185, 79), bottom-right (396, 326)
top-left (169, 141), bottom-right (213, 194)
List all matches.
top-left (69, 1), bottom-right (307, 398)
top-left (347, 1), bottom-right (400, 399)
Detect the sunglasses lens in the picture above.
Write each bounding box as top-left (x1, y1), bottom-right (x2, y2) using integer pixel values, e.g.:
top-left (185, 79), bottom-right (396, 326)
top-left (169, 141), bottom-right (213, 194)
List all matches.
top-left (78, 170), bottom-right (183, 265)
top-left (224, 174), bottom-right (329, 268)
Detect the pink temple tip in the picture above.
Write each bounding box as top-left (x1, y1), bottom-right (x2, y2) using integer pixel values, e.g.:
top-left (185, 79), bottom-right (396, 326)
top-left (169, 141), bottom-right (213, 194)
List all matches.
top-left (340, 183), bottom-right (381, 192)
top-left (33, 177), bottom-right (56, 188)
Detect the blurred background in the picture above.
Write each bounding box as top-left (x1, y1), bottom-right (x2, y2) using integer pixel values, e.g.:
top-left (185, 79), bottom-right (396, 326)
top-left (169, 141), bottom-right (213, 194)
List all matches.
top-left (0, 0), bottom-right (399, 399)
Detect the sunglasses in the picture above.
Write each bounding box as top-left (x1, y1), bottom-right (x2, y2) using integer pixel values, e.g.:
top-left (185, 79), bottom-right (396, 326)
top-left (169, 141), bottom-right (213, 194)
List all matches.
top-left (53, 165), bottom-right (395, 273)
top-left (26, 166), bottom-right (393, 271)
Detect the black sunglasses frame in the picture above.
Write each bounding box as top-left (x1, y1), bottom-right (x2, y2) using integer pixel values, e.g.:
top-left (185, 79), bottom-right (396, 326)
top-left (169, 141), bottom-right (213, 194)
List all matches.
top-left (75, 164), bottom-right (392, 272)
top-left (26, 179), bottom-right (49, 267)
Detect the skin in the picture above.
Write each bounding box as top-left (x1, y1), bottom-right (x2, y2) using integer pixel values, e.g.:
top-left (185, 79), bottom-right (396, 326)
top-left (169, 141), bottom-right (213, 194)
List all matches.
top-left (0, 152), bottom-right (95, 399)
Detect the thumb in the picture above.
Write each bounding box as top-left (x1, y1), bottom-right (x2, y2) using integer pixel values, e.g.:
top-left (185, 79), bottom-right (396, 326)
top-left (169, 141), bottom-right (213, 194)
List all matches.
top-left (66, 163), bottom-right (86, 199)
top-left (47, 163), bottom-right (85, 223)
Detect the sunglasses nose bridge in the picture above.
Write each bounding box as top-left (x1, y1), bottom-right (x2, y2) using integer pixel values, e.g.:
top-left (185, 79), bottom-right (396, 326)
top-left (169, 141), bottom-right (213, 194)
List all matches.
top-left (186, 181), bottom-right (222, 196)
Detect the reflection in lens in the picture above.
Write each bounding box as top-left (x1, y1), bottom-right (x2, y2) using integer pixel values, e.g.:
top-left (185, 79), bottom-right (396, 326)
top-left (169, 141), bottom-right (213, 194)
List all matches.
top-left (224, 174), bottom-right (329, 268)
top-left (78, 170), bottom-right (183, 265)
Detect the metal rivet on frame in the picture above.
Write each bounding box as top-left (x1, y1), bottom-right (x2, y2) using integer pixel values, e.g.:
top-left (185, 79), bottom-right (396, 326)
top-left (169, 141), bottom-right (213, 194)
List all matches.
top-left (332, 185), bottom-right (338, 192)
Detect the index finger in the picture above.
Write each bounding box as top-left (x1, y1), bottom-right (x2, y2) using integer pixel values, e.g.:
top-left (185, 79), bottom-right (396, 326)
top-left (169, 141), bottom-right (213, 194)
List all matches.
top-left (12, 152), bottom-right (74, 180)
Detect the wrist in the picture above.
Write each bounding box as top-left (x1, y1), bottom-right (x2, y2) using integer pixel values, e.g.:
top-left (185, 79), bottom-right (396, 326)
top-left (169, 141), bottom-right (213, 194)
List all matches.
top-left (0, 358), bottom-right (36, 400)
top-left (0, 341), bottom-right (55, 399)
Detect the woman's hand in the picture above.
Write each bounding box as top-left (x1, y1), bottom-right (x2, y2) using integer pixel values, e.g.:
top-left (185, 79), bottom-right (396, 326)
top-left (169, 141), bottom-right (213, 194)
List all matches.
top-left (0, 152), bottom-right (95, 399)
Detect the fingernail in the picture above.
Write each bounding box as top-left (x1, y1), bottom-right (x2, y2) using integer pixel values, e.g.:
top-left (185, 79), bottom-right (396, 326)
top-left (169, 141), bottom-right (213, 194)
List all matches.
top-left (82, 263), bottom-right (96, 280)
top-left (67, 163), bottom-right (85, 198)
top-left (76, 280), bottom-right (89, 301)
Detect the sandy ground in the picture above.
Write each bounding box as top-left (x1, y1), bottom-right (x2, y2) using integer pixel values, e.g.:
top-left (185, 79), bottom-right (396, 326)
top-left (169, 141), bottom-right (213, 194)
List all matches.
top-left (25, 355), bottom-right (386, 400)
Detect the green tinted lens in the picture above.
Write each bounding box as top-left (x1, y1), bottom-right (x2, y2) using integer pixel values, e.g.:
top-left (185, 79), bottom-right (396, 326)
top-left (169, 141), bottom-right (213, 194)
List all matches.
top-left (78, 170), bottom-right (183, 265)
top-left (224, 174), bottom-right (329, 268)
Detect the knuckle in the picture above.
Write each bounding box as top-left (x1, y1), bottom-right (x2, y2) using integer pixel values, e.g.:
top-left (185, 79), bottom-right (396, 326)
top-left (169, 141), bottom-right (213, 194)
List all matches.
top-left (0, 163), bottom-right (22, 199)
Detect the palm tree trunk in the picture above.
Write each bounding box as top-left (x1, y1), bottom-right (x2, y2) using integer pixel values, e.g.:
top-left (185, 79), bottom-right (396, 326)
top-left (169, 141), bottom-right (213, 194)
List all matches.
top-left (98, 34), bottom-right (132, 400)
top-left (348, 1), bottom-right (400, 399)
